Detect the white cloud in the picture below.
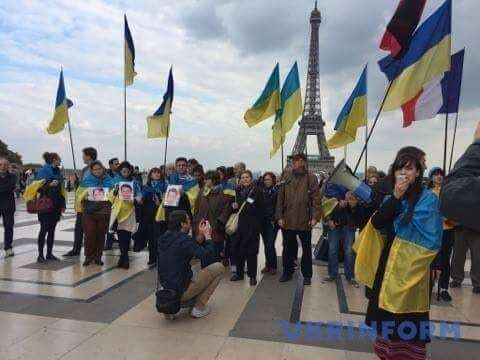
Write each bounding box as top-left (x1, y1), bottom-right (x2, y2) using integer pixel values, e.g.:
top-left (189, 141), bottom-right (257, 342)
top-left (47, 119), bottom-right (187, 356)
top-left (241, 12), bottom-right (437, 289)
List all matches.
top-left (0, 0), bottom-right (478, 174)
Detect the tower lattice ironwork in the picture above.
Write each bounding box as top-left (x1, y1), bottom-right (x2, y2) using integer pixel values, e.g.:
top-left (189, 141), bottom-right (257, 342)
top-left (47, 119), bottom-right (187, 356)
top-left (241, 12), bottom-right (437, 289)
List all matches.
top-left (290, 1), bottom-right (335, 173)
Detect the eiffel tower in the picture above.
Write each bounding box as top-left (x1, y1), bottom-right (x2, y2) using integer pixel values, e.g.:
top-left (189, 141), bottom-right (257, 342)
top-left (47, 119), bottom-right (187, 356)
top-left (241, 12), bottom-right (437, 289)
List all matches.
top-left (290, 1), bottom-right (335, 173)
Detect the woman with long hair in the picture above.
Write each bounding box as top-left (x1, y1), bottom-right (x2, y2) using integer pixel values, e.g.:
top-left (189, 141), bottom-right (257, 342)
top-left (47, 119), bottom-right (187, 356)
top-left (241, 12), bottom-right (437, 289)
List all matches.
top-left (81, 161), bottom-right (114, 266)
top-left (193, 170), bottom-right (231, 263)
top-left (358, 149), bottom-right (442, 359)
top-left (230, 170), bottom-right (265, 286)
top-left (259, 172), bottom-right (279, 275)
top-left (35, 152), bottom-right (66, 263)
top-left (140, 167), bottom-right (168, 265)
top-left (111, 161), bottom-right (142, 269)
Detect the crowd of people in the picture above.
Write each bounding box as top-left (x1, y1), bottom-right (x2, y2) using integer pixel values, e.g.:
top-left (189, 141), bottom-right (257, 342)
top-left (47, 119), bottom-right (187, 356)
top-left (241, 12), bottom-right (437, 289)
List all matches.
top-left (1, 121), bottom-right (479, 359)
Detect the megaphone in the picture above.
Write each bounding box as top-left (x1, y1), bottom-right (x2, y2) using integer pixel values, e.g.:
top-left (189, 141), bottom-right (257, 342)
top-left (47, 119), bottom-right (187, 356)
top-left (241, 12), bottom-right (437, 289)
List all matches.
top-left (324, 159), bottom-right (372, 203)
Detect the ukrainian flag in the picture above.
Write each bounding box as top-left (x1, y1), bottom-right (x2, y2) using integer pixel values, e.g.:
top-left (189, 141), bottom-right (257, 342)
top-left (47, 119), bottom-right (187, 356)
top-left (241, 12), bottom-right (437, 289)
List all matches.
top-left (270, 62), bottom-right (303, 158)
top-left (124, 14), bottom-right (137, 86)
top-left (379, 0), bottom-right (451, 112)
top-left (327, 65), bottom-right (367, 149)
top-left (353, 189), bottom-right (442, 314)
top-left (47, 69), bottom-right (73, 134)
top-left (147, 67), bottom-right (173, 138)
top-left (244, 63), bottom-right (281, 127)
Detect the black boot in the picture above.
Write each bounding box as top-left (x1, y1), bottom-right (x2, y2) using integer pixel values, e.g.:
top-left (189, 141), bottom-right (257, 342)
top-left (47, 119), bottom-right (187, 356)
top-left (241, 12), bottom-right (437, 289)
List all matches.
top-left (37, 254), bottom-right (46, 263)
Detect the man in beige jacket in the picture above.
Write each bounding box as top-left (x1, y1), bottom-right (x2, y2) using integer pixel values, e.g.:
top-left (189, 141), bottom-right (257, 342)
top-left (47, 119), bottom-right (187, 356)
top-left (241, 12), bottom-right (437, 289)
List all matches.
top-left (276, 153), bottom-right (322, 285)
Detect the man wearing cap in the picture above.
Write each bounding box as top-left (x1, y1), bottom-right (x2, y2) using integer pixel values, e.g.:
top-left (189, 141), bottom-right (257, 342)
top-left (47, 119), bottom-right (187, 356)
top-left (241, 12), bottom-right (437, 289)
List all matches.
top-left (276, 153), bottom-right (322, 285)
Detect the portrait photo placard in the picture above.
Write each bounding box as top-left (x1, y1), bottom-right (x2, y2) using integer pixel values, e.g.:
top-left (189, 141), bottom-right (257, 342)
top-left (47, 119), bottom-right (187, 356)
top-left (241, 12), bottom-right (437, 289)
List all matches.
top-left (118, 182), bottom-right (134, 201)
top-left (163, 185), bottom-right (182, 207)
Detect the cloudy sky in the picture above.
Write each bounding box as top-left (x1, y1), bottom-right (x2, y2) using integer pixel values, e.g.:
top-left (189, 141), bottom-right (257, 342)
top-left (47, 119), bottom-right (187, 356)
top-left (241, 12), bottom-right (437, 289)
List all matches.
top-left (0, 0), bottom-right (478, 173)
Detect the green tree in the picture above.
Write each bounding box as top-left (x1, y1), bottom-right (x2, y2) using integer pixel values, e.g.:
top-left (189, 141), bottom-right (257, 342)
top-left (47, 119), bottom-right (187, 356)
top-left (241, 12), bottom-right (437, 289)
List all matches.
top-left (0, 139), bottom-right (22, 164)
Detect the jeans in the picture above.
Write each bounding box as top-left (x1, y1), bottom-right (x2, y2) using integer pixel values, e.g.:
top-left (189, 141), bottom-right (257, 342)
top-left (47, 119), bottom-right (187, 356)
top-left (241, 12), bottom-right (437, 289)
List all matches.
top-left (0, 209), bottom-right (14, 250)
top-left (260, 218), bottom-right (278, 269)
top-left (327, 226), bottom-right (355, 280)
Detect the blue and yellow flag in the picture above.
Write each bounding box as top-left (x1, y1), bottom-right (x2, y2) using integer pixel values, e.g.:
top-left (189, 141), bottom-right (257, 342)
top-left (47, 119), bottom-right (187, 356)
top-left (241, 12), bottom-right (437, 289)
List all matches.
top-left (270, 62), bottom-right (303, 158)
top-left (244, 63), bottom-right (281, 127)
top-left (327, 65), bottom-right (367, 149)
top-left (147, 67), bottom-right (174, 138)
top-left (47, 69), bottom-right (74, 134)
top-left (379, 0), bottom-right (451, 111)
top-left (124, 14), bottom-right (137, 86)
top-left (353, 189), bottom-right (442, 314)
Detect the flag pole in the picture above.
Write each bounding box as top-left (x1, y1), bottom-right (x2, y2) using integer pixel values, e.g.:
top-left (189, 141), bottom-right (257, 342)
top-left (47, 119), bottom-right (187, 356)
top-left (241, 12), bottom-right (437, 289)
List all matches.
top-left (67, 118), bottom-right (77, 172)
top-left (443, 112), bottom-right (449, 173)
top-left (123, 58), bottom-right (127, 161)
top-left (353, 81), bottom-right (394, 174)
top-left (448, 112), bottom-right (459, 172)
top-left (163, 125), bottom-right (169, 171)
top-left (364, 117), bottom-right (368, 177)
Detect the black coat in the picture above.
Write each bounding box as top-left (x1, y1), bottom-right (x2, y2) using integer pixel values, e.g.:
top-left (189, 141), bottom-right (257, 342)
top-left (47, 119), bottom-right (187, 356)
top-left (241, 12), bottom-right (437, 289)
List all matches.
top-left (365, 195), bottom-right (430, 342)
top-left (440, 140), bottom-right (480, 231)
top-left (157, 230), bottom-right (216, 294)
top-left (262, 186), bottom-right (278, 221)
top-left (0, 172), bottom-right (16, 212)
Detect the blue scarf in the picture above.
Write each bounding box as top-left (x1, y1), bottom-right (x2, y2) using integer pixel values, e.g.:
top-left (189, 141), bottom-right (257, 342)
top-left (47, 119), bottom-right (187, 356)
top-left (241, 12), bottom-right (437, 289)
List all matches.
top-left (81, 173), bottom-right (115, 189)
top-left (35, 164), bottom-right (64, 182)
top-left (142, 180), bottom-right (168, 200)
top-left (168, 172), bottom-right (198, 192)
top-left (112, 174), bottom-right (142, 196)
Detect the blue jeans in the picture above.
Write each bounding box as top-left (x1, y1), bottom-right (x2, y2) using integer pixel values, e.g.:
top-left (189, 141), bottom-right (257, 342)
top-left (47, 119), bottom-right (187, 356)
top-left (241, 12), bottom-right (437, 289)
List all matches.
top-left (327, 226), bottom-right (355, 280)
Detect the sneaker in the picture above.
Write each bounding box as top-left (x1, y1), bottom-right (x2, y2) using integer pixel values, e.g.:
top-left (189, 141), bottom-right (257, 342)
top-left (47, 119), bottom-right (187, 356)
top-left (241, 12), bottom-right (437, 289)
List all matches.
top-left (349, 279), bottom-right (360, 288)
top-left (279, 274), bottom-right (293, 283)
top-left (4, 249), bottom-right (14, 258)
top-left (249, 278), bottom-right (258, 286)
top-left (322, 276), bottom-right (336, 283)
top-left (439, 290), bottom-right (452, 302)
top-left (63, 249), bottom-right (80, 257)
top-left (473, 287), bottom-right (480, 294)
top-left (303, 278), bottom-right (311, 286)
top-left (191, 305), bottom-right (210, 319)
top-left (46, 254), bottom-right (60, 261)
top-left (37, 255), bottom-right (46, 263)
top-left (450, 281), bottom-right (462, 288)
top-left (230, 274), bottom-right (244, 282)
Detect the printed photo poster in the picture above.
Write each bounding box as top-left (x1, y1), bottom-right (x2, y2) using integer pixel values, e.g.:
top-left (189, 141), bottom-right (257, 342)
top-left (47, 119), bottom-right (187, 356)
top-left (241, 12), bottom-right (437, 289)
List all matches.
top-left (87, 187), bottom-right (109, 202)
top-left (118, 182), bottom-right (134, 201)
top-left (163, 185), bottom-right (182, 207)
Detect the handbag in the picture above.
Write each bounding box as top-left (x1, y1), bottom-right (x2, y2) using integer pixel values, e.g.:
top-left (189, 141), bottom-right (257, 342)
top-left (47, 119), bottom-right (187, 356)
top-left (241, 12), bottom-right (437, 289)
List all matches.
top-left (26, 197), bottom-right (54, 214)
top-left (225, 188), bottom-right (254, 236)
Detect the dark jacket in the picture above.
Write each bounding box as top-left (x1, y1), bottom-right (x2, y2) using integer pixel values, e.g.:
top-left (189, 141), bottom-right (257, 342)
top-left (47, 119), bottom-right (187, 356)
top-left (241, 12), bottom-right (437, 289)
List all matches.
top-left (365, 195), bottom-right (430, 342)
top-left (38, 180), bottom-right (66, 223)
top-left (262, 185), bottom-right (278, 221)
top-left (275, 169), bottom-right (321, 231)
top-left (440, 140), bottom-right (480, 231)
top-left (193, 186), bottom-right (231, 242)
top-left (0, 172), bottom-right (16, 212)
top-left (157, 230), bottom-right (216, 293)
top-left (237, 185), bottom-right (264, 230)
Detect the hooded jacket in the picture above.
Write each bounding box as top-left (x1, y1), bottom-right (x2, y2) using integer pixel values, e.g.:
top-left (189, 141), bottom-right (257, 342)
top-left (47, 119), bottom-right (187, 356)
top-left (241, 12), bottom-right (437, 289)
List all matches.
top-left (157, 230), bottom-right (216, 293)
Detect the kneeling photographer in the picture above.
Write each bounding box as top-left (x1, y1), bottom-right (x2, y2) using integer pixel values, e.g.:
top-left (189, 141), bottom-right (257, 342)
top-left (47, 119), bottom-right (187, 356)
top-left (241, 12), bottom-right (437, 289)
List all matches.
top-left (157, 210), bottom-right (225, 319)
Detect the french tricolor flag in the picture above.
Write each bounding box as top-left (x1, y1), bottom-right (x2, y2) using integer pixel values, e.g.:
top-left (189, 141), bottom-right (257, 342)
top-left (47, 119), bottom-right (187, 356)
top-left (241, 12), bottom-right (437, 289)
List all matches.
top-left (401, 49), bottom-right (464, 127)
